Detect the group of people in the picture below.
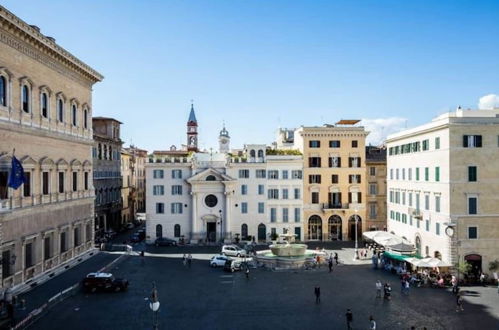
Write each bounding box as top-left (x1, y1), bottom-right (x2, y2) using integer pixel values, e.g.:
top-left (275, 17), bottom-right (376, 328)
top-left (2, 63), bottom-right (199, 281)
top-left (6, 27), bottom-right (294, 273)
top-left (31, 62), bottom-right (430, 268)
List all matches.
top-left (182, 254), bottom-right (193, 268)
top-left (375, 280), bottom-right (392, 300)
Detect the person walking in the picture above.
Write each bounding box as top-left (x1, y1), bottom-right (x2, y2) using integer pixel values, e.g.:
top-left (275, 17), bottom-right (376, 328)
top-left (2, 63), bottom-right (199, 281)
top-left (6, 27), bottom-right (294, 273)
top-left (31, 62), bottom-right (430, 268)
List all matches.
top-left (334, 252), bottom-right (339, 265)
top-left (384, 282), bottom-right (391, 300)
top-left (245, 267), bottom-right (250, 279)
top-left (314, 285), bottom-right (321, 304)
top-left (345, 309), bottom-right (353, 329)
top-left (456, 293), bottom-right (464, 312)
top-left (328, 258), bottom-right (333, 273)
top-left (369, 315), bottom-right (376, 330)
top-left (405, 279), bottom-right (410, 295)
top-left (376, 280), bottom-right (382, 298)
top-left (182, 254), bottom-right (187, 267)
top-left (187, 253), bottom-right (192, 268)
top-left (480, 273), bottom-right (486, 287)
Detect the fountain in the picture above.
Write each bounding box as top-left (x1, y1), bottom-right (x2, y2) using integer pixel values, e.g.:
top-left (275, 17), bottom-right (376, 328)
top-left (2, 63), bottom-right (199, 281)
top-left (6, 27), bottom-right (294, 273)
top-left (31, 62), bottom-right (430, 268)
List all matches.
top-left (254, 231), bottom-right (325, 270)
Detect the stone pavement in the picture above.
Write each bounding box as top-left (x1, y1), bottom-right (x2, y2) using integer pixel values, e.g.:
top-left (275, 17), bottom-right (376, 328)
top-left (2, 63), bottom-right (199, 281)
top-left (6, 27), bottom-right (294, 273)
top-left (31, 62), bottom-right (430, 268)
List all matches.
top-left (30, 243), bottom-right (499, 330)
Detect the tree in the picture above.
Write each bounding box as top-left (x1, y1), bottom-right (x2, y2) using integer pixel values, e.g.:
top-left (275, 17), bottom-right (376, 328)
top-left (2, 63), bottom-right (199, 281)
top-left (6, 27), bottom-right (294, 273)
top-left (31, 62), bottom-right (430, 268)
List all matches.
top-left (489, 259), bottom-right (499, 272)
top-left (456, 261), bottom-right (472, 277)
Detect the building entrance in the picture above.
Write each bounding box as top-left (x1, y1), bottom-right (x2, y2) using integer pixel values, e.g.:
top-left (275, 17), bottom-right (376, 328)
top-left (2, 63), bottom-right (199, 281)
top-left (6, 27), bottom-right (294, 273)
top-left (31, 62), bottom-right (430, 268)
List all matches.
top-left (207, 222), bottom-right (217, 242)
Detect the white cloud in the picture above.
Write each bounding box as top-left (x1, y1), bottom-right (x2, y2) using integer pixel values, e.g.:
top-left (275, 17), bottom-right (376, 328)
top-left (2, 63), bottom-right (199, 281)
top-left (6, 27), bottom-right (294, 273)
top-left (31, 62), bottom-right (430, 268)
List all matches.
top-left (361, 117), bottom-right (408, 146)
top-left (478, 94), bottom-right (499, 110)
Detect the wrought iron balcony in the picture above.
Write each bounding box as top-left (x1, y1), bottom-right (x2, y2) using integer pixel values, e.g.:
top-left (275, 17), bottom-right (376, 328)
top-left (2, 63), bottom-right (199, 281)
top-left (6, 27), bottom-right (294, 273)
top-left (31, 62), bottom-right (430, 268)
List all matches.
top-left (322, 203), bottom-right (349, 210)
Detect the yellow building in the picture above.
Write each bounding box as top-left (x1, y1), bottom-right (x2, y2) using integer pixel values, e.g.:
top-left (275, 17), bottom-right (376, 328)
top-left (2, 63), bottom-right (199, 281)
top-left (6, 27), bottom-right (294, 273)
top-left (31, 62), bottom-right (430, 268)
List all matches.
top-left (365, 146), bottom-right (387, 231)
top-left (294, 121), bottom-right (368, 241)
top-left (0, 6), bottom-right (102, 290)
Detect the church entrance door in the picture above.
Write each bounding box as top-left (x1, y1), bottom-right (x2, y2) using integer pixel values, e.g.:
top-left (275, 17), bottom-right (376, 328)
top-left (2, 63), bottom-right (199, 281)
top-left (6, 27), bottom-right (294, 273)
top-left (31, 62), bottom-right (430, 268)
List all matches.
top-left (207, 222), bottom-right (217, 242)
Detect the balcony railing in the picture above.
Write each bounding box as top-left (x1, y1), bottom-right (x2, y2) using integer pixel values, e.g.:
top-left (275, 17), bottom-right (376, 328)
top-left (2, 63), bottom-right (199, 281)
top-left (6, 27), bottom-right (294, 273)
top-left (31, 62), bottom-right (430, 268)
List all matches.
top-left (322, 203), bottom-right (349, 210)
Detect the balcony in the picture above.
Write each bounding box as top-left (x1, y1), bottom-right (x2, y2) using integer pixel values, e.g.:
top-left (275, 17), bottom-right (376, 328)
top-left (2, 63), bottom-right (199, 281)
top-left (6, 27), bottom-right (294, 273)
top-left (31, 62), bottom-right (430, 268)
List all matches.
top-left (322, 203), bottom-right (349, 210)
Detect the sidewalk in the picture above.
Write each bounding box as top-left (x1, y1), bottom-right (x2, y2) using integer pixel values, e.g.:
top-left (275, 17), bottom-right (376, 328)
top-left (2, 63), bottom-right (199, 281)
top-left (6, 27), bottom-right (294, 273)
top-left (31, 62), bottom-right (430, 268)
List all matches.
top-left (13, 252), bottom-right (120, 324)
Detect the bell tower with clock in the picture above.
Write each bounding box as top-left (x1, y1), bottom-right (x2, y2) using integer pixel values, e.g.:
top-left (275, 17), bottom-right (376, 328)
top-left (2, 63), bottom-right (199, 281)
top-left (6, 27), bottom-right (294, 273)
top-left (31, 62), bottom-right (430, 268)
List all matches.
top-left (219, 123), bottom-right (230, 153)
top-left (187, 103), bottom-right (198, 152)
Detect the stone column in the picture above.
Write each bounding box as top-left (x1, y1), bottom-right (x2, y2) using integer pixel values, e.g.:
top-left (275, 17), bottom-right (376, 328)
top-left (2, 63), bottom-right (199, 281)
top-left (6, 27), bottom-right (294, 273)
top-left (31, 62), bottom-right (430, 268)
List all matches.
top-left (191, 192), bottom-right (197, 243)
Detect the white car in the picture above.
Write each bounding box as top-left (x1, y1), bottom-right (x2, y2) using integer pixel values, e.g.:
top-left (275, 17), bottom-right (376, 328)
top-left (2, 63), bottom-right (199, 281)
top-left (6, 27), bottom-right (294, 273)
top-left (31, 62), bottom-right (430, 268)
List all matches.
top-left (221, 245), bottom-right (247, 257)
top-left (210, 255), bottom-right (230, 267)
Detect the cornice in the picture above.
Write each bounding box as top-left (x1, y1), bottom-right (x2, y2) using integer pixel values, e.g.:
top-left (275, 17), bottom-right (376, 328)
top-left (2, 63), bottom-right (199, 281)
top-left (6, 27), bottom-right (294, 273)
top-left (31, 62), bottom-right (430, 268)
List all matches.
top-left (0, 6), bottom-right (103, 86)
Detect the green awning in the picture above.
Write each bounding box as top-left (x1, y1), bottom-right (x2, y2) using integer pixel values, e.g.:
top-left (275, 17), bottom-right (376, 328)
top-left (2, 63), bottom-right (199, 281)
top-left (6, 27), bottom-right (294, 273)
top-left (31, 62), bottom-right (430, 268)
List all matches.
top-left (383, 251), bottom-right (414, 262)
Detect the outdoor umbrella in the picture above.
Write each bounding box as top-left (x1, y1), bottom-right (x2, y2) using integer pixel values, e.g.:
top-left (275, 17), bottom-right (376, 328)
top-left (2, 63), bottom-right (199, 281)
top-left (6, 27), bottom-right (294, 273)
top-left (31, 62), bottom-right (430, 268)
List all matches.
top-left (386, 242), bottom-right (415, 253)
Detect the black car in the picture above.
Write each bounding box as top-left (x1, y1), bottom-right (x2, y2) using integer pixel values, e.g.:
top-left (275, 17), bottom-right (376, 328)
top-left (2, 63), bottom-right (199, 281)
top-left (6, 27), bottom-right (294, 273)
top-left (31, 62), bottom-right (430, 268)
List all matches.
top-left (130, 233), bottom-right (141, 243)
top-left (82, 272), bottom-right (128, 293)
top-left (155, 237), bottom-right (177, 246)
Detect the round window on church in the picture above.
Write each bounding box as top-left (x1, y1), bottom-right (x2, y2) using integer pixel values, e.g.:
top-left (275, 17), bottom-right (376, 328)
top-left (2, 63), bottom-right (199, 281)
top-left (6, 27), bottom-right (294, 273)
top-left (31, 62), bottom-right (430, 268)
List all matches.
top-left (205, 194), bottom-right (218, 208)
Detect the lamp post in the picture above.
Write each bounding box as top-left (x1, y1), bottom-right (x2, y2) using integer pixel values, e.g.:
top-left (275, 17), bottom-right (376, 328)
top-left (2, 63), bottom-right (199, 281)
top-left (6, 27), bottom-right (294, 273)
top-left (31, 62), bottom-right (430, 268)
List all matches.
top-left (149, 282), bottom-right (160, 330)
top-left (353, 208), bottom-right (359, 261)
top-left (219, 209), bottom-right (223, 243)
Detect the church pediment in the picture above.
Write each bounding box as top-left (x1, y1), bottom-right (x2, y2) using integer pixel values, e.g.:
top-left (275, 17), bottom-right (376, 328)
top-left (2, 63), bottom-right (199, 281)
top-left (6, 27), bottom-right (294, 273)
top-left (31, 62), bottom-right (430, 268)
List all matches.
top-left (186, 167), bottom-right (235, 183)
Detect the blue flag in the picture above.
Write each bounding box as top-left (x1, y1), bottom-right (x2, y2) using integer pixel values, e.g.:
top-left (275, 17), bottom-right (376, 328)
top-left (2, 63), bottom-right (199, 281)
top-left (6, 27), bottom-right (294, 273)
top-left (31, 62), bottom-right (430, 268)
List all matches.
top-left (8, 156), bottom-right (26, 190)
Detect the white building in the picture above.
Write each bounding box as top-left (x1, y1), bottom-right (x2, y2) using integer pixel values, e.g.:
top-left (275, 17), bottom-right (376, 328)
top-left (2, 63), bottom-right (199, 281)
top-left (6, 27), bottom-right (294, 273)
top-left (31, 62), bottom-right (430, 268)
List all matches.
top-left (145, 109), bottom-right (304, 244)
top-left (386, 108), bottom-right (499, 276)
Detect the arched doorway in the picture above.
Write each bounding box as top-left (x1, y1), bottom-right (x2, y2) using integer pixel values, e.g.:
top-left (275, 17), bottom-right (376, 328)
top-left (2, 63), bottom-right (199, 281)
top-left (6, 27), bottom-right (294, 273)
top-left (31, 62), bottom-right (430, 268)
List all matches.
top-left (156, 224), bottom-right (163, 238)
top-left (174, 224), bottom-right (181, 237)
top-left (465, 254), bottom-right (482, 281)
top-left (308, 215), bottom-right (322, 240)
top-left (348, 215), bottom-right (362, 241)
top-left (328, 215), bottom-right (342, 240)
top-left (241, 224), bottom-right (248, 240)
top-left (258, 224), bottom-right (266, 242)
top-left (415, 236), bottom-right (422, 257)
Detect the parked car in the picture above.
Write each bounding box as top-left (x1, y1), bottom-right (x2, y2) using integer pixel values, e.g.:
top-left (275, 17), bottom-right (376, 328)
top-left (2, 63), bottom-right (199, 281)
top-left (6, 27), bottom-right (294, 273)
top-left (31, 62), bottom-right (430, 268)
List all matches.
top-left (224, 259), bottom-right (242, 272)
top-left (82, 272), bottom-right (128, 293)
top-left (222, 245), bottom-right (247, 257)
top-left (155, 237), bottom-right (177, 246)
top-left (137, 229), bottom-right (146, 240)
top-left (130, 233), bottom-right (141, 243)
top-left (210, 255), bottom-right (230, 267)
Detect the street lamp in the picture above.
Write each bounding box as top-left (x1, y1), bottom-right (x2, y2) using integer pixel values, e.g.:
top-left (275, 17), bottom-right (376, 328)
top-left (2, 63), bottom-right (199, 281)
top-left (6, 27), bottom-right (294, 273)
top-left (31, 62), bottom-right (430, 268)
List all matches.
top-left (353, 208), bottom-right (359, 261)
top-left (218, 209), bottom-right (223, 243)
top-left (149, 282), bottom-right (160, 330)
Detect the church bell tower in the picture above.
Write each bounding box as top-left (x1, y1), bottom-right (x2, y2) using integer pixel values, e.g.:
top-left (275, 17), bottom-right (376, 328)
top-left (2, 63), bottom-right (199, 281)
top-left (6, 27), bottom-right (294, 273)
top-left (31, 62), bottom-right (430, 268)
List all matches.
top-left (219, 123), bottom-right (230, 153)
top-left (187, 103), bottom-right (198, 152)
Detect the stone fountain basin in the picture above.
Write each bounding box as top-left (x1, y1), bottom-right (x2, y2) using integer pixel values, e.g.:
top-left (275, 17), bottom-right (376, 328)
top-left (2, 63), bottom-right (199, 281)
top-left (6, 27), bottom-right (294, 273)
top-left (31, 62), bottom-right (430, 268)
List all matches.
top-left (269, 244), bottom-right (307, 257)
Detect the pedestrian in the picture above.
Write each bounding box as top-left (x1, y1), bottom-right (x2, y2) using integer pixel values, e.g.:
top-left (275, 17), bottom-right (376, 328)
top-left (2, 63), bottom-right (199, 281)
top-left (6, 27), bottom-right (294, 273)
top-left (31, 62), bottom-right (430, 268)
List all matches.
top-left (245, 267), bottom-right (250, 279)
top-left (456, 293), bottom-right (464, 312)
top-left (328, 258), bottom-right (333, 273)
top-left (334, 252), bottom-right (339, 265)
top-left (384, 282), bottom-right (391, 300)
top-left (314, 285), bottom-right (321, 303)
top-left (369, 315), bottom-right (376, 330)
top-left (480, 273), bottom-right (486, 287)
top-left (182, 254), bottom-right (187, 267)
top-left (376, 280), bottom-right (382, 298)
top-left (405, 279), bottom-right (410, 295)
top-left (187, 253), bottom-right (192, 268)
top-left (6, 302), bottom-right (13, 327)
top-left (316, 254), bottom-right (321, 268)
top-left (345, 309), bottom-right (353, 329)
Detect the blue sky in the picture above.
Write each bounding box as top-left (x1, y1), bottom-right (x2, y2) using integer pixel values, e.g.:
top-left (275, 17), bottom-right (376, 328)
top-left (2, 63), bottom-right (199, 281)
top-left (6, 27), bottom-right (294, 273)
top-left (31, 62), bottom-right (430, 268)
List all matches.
top-left (3, 0), bottom-right (499, 151)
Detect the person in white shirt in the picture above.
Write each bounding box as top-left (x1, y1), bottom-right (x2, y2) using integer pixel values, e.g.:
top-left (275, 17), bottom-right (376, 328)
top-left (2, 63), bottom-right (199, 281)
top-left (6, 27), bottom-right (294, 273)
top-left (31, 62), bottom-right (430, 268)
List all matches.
top-left (376, 280), bottom-right (382, 298)
top-left (369, 315), bottom-right (376, 329)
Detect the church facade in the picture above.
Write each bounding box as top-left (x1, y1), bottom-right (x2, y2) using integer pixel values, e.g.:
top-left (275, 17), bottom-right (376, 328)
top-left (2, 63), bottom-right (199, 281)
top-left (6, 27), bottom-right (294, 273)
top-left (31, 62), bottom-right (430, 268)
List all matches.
top-left (145, 106), bottom-right (304, 243)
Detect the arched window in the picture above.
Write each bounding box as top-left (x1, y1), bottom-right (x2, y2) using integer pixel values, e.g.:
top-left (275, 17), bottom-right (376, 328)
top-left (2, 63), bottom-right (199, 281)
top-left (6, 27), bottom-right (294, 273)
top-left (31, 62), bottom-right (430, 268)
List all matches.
top-left (174, 224), bottom-right (181, 237)
top-left (109, 146), bottom-right (112, 161)
top-left (98, 144), bottom-right (102, 160)
top-left (83, 109), bottom-right (88, 129)
top-left (258, 149), bottom-right (264, 158)
top-left (41, 92), bottom-right (48, 118)
top-left (58, 99), bottom-right (64, 122)
top-left (22, 85), bottom-right (29, 113)
top-left (156, 224), bottom-right (163, 238)
top-left (250, 150), bottom-right (256, 158)
top-left (0, 76), bottom-right (6, 106)
top-left (241, 224), bottom-right (248, 239)
top-left (206, 175), bottom-right (216, 181)
top-left (72, 104), bottom-right (77, 126)
top-left (103, 145), bottom-right (107, 160)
